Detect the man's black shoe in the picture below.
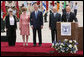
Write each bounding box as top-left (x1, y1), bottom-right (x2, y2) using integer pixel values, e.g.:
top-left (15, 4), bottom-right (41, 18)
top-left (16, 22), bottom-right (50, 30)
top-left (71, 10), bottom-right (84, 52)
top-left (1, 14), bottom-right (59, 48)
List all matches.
top-left (33, 44), bottom-right (36, 47)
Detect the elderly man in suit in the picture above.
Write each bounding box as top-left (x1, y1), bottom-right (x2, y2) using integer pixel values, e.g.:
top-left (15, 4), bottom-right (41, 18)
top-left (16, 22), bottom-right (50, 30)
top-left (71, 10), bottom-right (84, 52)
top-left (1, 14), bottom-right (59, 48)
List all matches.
top-left (49, 7), bottom-right (61, 46)
top-left (62, 6), bottom-right (78, 22)
top-left (30, 4), bottom-right (43, 47)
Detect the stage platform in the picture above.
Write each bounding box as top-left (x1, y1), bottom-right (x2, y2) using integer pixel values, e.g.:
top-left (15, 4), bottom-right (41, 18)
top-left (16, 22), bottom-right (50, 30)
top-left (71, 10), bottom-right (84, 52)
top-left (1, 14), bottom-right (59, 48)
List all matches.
top-left (1, 42), bottom-right (83, 56)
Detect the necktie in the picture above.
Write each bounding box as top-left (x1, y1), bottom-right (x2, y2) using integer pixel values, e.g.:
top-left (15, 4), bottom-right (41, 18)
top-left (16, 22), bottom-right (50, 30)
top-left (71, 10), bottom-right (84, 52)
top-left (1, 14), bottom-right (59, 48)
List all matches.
top-left (66, 13), bottom-right (70, 22)
top-left (35, 11), bottom-right (37, 19)
top-left (54, 13), bottom-right (55, 17)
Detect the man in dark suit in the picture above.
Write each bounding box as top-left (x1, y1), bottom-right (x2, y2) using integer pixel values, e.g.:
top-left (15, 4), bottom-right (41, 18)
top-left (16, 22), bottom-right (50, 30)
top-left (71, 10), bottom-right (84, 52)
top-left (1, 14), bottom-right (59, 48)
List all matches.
top-left (49, 7), bottom-right (61, 45)
top-left (62, 6), bottom-right (78, 22)
top-left (30, 4), bottom-right (43, 47)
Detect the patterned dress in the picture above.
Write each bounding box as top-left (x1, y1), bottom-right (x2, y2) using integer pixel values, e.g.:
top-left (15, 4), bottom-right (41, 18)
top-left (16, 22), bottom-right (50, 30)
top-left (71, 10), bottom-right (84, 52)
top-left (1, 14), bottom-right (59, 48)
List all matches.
top-left (19, 12), bottom-right (30, 35)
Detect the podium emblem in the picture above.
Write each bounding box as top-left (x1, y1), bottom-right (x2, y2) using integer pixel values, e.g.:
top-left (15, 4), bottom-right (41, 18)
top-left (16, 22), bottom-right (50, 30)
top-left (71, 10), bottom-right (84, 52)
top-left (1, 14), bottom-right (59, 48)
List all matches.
top-left (61, 23), bottom-right (71, 36)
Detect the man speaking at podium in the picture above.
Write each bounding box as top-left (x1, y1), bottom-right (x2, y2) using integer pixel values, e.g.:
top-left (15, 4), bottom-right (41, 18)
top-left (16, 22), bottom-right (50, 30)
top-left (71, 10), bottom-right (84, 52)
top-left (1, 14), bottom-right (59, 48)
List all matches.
top-left (62, 5), bottom-right (78, 22)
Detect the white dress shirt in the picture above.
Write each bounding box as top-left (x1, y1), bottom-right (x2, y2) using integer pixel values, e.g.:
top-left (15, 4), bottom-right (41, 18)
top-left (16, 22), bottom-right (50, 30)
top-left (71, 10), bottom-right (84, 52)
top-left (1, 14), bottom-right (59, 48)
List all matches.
top-left (54, 13), bottom-right (57, 17)
top-left (74, 5), bottom-right (78, 10)
top-left (9, 16), bottom-right (15, 25)
top-left (35, 11), bottom-right (38, 15)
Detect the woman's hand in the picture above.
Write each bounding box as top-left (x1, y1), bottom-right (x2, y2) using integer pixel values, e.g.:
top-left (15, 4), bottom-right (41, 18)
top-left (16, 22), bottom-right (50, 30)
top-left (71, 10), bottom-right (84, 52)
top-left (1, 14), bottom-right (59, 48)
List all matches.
top-left (6, 28), bottom-right (8, 31)
top-left (31, 25), bottom-right (33, 29)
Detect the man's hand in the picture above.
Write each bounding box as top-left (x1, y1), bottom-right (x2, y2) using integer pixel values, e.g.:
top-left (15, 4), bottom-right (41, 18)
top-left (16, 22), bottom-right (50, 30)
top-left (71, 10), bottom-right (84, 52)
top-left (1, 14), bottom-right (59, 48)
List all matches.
top-left (41, 25), bottom-right (43, 29)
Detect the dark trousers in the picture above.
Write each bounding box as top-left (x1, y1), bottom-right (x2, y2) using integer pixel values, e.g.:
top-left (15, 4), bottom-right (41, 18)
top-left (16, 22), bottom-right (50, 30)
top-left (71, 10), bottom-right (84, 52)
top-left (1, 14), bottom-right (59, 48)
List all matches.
top-left (33, 28), bottom-right (42, 45)
top-left (44, 13), bottom-right (47, 22)
top-left (62, 9), bottom-right (66, 14)
top-left (51, 29), bottom-right (57, 43)
top-left (7, 27), bottom-right (16, 46)
top-left (62, 9), bottom-right (64, 14)
top-left (1, 18), bottom-right (3, 30)
top-left (1, 18), bottom-right (5, 32)
top-left (74, 9), bottom-right (77, 16)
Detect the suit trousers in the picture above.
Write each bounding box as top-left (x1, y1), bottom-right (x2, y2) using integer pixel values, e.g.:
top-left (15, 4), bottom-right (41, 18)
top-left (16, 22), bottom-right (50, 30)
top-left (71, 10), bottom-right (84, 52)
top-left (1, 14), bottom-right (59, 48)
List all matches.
top-left (44, 13), bottom-right (47, 22)
top-left (74, 9), bottom-right (77, 16)
top-left (7, 26), bottom-right (16, 46)
top-left (33, 28), bottom-right (42, 45)
top-left (51, 29), bottom-right (57, 43)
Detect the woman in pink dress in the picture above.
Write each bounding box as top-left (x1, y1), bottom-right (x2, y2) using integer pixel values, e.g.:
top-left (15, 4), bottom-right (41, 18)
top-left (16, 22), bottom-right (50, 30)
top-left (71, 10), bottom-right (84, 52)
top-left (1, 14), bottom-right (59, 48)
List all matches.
top-left (19, 7), bottom-right (30, 46)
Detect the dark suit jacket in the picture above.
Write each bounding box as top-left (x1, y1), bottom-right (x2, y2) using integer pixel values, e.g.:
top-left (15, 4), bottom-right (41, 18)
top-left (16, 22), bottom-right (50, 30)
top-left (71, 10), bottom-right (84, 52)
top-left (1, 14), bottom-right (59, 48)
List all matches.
top-left (5, 15), bottom-right (17, 29)
top-left (49, 13), bottom-right (61, 30)
top-left (62, 12), bottom-right (78, 22)
top-left (30, 11), bottom-right (43, 29)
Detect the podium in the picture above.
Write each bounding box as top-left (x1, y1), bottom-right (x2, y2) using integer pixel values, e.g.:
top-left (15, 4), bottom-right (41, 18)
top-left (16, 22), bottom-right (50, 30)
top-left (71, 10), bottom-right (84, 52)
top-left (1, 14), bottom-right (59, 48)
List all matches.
top-left (56, 22), bottom-right (83, 50)
top-left (78, 27), bottom-right (83, 50)
top-left (57, 22), bottom-right (78, 42)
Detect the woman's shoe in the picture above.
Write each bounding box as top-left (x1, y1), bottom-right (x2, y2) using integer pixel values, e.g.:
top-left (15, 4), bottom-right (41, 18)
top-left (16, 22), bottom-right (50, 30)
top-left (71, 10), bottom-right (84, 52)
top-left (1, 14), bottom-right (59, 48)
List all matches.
top-left (23, 43), bottom-right (25, 46)
top-left (26, 43), bottom-right (28, 46)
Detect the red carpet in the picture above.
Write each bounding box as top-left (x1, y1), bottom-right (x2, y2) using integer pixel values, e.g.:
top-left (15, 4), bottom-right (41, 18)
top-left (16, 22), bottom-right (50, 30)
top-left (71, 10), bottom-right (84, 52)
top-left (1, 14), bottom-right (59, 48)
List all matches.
top-left (1, 42), bottom-right (83, 56)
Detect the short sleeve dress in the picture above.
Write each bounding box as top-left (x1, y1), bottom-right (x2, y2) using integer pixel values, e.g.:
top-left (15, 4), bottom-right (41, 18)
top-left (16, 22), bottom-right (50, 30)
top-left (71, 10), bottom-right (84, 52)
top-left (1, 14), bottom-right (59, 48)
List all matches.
top-left (19, 12), bottom-right (30, 35)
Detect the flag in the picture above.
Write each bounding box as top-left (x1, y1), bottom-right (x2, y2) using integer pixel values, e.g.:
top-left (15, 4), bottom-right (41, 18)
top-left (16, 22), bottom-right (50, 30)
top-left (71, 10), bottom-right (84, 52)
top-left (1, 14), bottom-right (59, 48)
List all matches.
top-left (24, 1), bottom-right (28, 8)
top-left (64, 1), bottom-right (66, 8)
top-left (42, 1), bottom-right (46, 15)
top-left (46, 1), bottom-right (48, 10)
top-left (37, 1), bottom-right (40, 5)
top-left (16, 1), bottom-right (19, 19)
top-left (57, 1), bottom-right (60, 12)
top-left (52, 1), bottom-right (54, 6)
top-left (1, 1), bottom-right (6, 19)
